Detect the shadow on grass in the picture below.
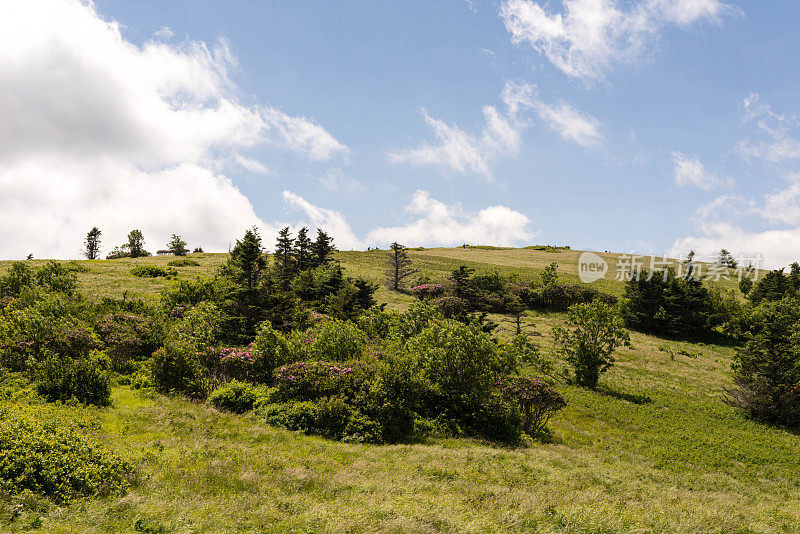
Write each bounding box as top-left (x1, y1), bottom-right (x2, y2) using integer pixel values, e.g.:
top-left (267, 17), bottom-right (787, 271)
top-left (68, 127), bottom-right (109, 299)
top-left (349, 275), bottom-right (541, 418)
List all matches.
top-left (596, 385), bottom-right (653, 405)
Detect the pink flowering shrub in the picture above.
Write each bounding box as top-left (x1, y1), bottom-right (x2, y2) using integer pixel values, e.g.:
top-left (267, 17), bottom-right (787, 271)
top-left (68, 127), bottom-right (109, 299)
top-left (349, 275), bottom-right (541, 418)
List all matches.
top-left (411, 283), bottom-right (445, 300)
top-left (199, 344), bottom-right (272, 385)
top-left (273, 360), bottom-right (376, 401)
top-left (495, 376), bottom-right (565, 434)
top-left (94, 312), bottom-right (161, 373)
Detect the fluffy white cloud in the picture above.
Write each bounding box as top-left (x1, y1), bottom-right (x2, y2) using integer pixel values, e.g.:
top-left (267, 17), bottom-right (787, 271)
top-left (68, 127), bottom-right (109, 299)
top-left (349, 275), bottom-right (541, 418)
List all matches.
top-left (501, 0), bottom-right (738, 80)
top-left (387, 107), bottom-right (517, 179)
top-left (366, 190), bottom-right (536, 247)
top-left (389, 82), bottom-right (601, 177)
top-left (672, 151), bottom-right (729, 189)
top-left (280, 190), bottom-right (535, 249)
top-left (0, 0), bottom-right (346, 259)
top-left (534, 100), bottom-right (603, 147)
top-left (669, 183), bottom-right (800, 269)
top-left (282, 192), bottom-right (364, 251)
top-left (670, 223), bottom-right (799, 270)
top-left (759, 177), bottom-right (800, 225)
top-left (738, 93), bottom-right (800, 163)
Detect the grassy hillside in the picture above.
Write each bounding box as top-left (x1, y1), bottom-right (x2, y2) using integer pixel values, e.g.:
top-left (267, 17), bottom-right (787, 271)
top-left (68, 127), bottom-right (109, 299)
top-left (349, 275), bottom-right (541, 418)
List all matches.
top-left (1, 249), bottom-right (795, 533)
top-left (0, 247), bottom-right (748, 309)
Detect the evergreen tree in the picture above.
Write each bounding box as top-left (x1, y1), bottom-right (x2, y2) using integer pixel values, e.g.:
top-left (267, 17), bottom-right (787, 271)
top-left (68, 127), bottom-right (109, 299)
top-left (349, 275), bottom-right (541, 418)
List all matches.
top-left (228, 227), bottom-right (266, 290)
top-left (450, 265), bottom-right (475, 299)
top-left (718, 249), bottom-right (737, 268)
top-left (221, 227), bottom-right (268, 341)
top-left (294, 227), bottom-right (313, 271)
top-left (83, 226), bottom-right (102, 260)
top-left (311, 228), bottom-right (336, 267)
top-left (274, 227), bottom-right (296, 286)
top-left (168, 234), bottom-right (189, 256)
top-left (385, 242), bottom-right (417, 291)
top-left (124, 229), bottom-right (147, 258)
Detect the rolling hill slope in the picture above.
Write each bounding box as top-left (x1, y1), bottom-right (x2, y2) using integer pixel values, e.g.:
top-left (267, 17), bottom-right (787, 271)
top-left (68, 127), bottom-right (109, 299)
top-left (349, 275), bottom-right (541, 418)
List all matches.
top-left (0, 248), bottom-right (794, 533)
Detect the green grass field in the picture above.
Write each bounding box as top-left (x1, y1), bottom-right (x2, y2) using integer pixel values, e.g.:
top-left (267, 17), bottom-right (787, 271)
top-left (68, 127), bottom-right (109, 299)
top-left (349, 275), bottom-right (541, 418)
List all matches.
top-left (1, 249), bottom-right (794, 533)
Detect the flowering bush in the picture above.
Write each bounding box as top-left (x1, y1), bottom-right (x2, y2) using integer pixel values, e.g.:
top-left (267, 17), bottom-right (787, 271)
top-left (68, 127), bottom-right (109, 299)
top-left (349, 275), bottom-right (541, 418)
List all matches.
top-left (273, 360), bottom-right (376, 402)
top-left (94, 312), bottom-right (161, 373)
top-left (411, 283), bottom-right (445, 300)
top-left (431, 296), bottom-right (469, 319)
top-left (495, 377), bottom-right (566, 434)
top-left (199, 344), bottom-right (278, 385)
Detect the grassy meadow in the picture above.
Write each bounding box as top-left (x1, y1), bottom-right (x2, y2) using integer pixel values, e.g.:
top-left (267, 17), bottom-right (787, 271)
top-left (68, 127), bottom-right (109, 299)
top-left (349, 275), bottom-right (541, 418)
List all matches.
top-left (1, 248), bottom-right (795, 533)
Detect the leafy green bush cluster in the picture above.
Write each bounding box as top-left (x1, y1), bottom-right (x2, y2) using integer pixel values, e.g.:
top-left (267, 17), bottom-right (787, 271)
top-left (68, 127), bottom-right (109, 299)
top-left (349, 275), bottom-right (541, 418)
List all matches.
top-left (244, 311), bottom-right (562, 444)
top-left (167, 258), bottom-right (200, 267)
top-left (0, 407), bottom-right (131, 502)
top-left (410, 264), bottom-right (615, 320)
top-left (94, 312), bottom-right (163, 373)
top-left (34, 351), bottom-right (111, 406)
top-left (130, 265), bottom-right (177, 278)
top-left (206, 379), bottom-right (258, 413)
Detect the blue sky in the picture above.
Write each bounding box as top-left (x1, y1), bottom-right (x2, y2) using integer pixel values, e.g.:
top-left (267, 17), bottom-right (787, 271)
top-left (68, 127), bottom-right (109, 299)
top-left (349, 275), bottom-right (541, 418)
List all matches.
top-left (2, 0), bottom-right (800, 266)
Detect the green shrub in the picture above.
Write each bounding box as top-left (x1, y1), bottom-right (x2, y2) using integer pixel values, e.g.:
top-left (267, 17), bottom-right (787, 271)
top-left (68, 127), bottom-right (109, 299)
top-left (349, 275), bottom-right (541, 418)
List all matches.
top-left (259, 398), bottom-right (384, 443)
top-left (150, 343), bottom-right (204, 398)
top-left (273, 360), bottom-right (376, 402)
top-left (130, 265), bottom-right (176, 278)
top-left (167, 259), bottom-right (200, 267)
top-left (553, 301), bottom-right (631, 389)
top-left (34, 351), bottom-right (111, 406)
top-left (496, 376), bottom-right (566, 435)
top-left (0, 408), bottom-right (131, 502)
top-left (251, 321), bottom-right (294, 381)
top-left (160, 277), bottom-right (216, 311)
top-left (131, 370), bottom-right (153, 390)
top-left (308, 319), bottom-right (366, 361)
top-left (468, 392), bottom-right (521, 443)
top-left (526, 283), bottom-right (617, 312)
top-left (727, 299), bottom-right (800, 428)
top-left (261, 401), bottom-right (319, 433)
top-left (315, 396), bottom-right (354, 439)
top-left (405, 319), bottom-right (517, 404)
top-left (622, 268), bottom-right (714, 339)
top-left (207, 380), bottom-right (258, 413)
top-left (94, 312), bottom-right (163, 373)
top-left (341, 412), bottom-right (383, 444)
top-left (400, 319), bottom-right (523, 441)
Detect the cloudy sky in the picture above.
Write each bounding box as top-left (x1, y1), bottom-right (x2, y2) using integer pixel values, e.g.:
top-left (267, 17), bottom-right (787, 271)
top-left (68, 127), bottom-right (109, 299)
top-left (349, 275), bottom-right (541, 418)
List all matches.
top-left (1, 0), bottom-right (799, 267)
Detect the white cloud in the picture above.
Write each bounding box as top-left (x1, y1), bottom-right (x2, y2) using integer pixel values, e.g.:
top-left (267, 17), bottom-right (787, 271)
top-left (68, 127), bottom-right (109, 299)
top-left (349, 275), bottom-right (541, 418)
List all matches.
top-left (670, 223), bottom-right (797, 270)
top-left (155, 26), bottom-right (175, 39)
top-left (535, 100), bottom-right (603, 147)
top-left (389, 82), bottom-right (602, 177)
top-left (738, 93), bottom-right (800, 163)
top-left (310, 168), bottom-right (364, 192)
top-left (672, 151), bottom-right (729, 189)
top-left (759, 176), bottom-right (800, 225)
top-left (387, 108), bottom-right (513, 179)
top-left (0, 0), bottom-right (346, 259)
top-left (282, 192), bottom-right (364, 251)
top-left (366, 190), bottom-right (536, 247)
top-left (501, 0), bottom-right (739, 80)
top-left (669, 184), bottom-right (800, 269)
top-left (279, 190), bottom-right (537, 250)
